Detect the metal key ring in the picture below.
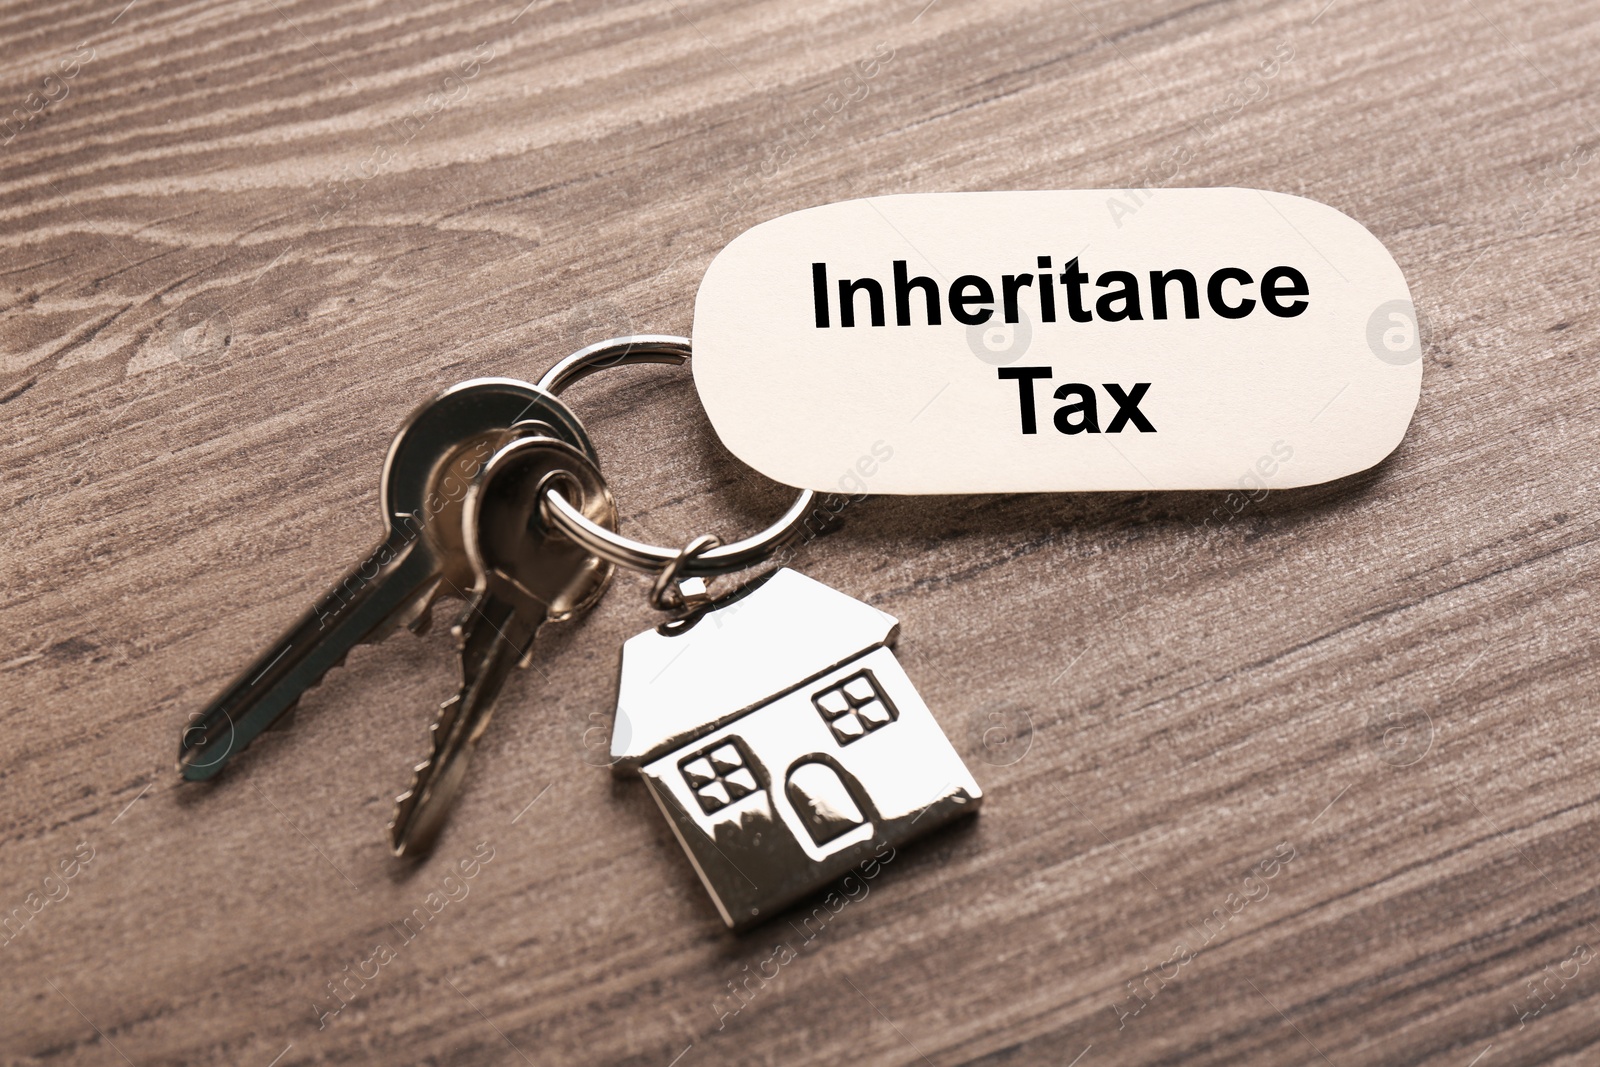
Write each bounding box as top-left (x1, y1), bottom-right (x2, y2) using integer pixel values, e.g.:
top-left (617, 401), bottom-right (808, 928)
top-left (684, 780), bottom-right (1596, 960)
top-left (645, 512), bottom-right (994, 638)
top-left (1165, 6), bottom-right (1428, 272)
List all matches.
top-left (536, 336), bottom-right (816, 579)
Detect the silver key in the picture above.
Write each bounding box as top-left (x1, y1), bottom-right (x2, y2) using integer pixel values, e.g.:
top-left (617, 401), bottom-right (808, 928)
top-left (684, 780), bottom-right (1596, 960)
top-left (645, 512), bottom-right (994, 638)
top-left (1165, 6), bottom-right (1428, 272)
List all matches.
top-left (178, 379), bottom-right (598, 781)
top-left (390, 435), bottom-right (616, 855)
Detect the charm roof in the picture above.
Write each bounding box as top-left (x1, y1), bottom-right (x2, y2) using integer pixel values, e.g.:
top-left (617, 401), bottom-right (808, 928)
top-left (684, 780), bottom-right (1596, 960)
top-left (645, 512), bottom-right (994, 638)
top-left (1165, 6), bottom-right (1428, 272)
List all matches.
top-left (611, 568), bottom-right (898, 768)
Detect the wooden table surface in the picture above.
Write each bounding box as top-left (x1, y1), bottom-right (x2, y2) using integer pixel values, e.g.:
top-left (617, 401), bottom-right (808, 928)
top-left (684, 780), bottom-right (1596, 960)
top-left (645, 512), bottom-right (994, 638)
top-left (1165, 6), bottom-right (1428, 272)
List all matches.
top-left (3, 0), bottom-right (1599, 1064)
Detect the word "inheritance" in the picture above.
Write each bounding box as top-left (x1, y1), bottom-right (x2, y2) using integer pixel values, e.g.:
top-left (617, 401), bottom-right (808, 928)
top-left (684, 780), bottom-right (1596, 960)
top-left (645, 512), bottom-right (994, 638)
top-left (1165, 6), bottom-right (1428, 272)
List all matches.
top-left (810, 258), bottom-right (1310, 328)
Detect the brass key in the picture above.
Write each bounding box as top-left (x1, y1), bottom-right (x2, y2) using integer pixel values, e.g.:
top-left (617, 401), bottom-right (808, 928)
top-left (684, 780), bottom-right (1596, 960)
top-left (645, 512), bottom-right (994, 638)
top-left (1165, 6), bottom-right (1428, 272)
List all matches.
top-left (389, 434), bottom-right (616, 855)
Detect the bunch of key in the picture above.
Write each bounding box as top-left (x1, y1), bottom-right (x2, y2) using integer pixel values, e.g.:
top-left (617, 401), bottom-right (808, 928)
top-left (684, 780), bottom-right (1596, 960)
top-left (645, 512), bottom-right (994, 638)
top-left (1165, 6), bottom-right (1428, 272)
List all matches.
top-left (177, 377), bottom-right (618, 856)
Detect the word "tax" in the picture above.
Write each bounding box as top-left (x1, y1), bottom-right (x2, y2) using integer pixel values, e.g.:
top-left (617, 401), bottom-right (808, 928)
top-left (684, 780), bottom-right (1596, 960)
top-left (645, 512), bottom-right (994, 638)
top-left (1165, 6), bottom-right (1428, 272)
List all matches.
top-left (997, 368), bottom-right (1156, 435)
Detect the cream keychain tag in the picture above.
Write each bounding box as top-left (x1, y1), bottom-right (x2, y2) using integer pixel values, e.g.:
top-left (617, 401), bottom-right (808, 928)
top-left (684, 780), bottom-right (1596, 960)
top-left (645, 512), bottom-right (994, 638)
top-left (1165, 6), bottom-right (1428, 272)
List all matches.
top-left (692, 190), bottom-right (1421, 494)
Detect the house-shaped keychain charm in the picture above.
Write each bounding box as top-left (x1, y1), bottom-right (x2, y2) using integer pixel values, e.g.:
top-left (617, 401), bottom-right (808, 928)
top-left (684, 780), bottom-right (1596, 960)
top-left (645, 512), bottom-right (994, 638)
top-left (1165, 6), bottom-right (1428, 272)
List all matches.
top-left (609, 568), bottom-right (983, 928)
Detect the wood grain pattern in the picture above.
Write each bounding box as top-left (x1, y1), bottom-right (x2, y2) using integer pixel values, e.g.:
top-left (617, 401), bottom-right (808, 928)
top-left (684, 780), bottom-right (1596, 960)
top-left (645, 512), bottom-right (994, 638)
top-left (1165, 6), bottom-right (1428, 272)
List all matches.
top-left (3, 0), bottom-right (1599, 1064)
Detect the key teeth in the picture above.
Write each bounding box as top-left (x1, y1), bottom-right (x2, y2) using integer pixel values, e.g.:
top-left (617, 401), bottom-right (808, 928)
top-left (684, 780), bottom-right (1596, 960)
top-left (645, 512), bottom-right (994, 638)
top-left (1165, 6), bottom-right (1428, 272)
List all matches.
top-left (280, 646), bottom-right (351, 710)
top-left (390, 778), bottom-right (427, 855)
top-left (392, 758), bottom-right (435, 833)
top-left (387, 813), bottom-right (411, 856)
top-left (390, 692), bottom-right (463, 854)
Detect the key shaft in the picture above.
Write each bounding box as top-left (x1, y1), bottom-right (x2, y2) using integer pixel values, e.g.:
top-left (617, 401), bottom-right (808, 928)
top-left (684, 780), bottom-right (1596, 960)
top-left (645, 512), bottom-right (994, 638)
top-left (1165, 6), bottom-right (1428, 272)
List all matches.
top-left (390, 597), bottom-right (543, 853)
top-left (181, 536), bottom-right (437, 779)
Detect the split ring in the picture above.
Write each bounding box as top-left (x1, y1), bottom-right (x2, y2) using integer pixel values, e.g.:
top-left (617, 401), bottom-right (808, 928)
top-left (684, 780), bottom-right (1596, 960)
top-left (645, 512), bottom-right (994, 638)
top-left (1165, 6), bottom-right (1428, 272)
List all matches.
top-left (537, 336), bottom-right (817, 579)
